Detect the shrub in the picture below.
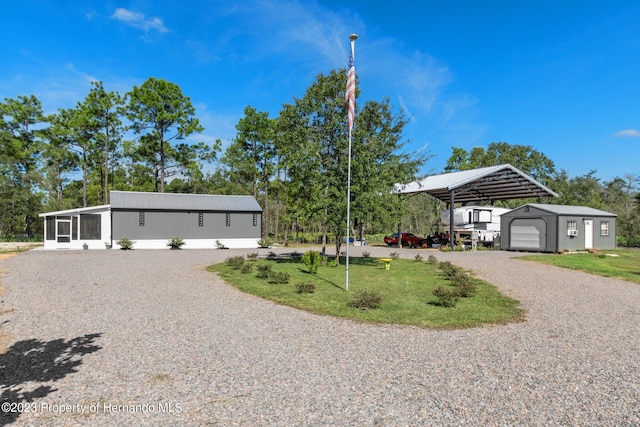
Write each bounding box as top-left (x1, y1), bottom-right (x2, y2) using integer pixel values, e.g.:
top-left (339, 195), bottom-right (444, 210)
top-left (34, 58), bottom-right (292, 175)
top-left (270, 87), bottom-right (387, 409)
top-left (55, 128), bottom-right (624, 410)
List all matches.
top-left (432, 286), bottom-right (458, 307)
top-left (414, 253), bottom-right (423, 262)
top-left (301, 250), bottom-right (321, 274)
top-left (240, 264), bottom-right (252, 274)
top-left (362, 251), bottom-right (371, 258)
top-left (268, 271), bottom-right (290, 284)
top-left (225, 256), bottom-right (245, 269)
top-left (257, 238), bottom-right (272, 248)
top-left (167, 237), bottom-right (185, 249)
top-left (256, 264), bottom-right (272, 279)
top-left (295, 282), bottom-right (316, 293)
top-left (267, 251), bottom-right (277, 259)
top-left (246, 252), bottom-right (259, 261)
top-left (449, 272), bottom-right (477, 297)
top-left (389, 252), bottom-right (400, 260)
top-left (427, 254), bottom-right (438, 264)
top-left (215, 240), bottom-right (227, 249)
top-left (438, 261), bottom-right (459, 277)
top-left (347, 289), bottom-right (382, 310)
top-left (117, 236), bottom-right (134, 250)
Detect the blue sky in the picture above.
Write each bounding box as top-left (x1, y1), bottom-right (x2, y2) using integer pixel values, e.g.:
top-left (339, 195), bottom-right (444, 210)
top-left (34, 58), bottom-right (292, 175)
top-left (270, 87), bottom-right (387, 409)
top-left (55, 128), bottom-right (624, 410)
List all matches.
top-left (2, 0), bottom-right (639, 182)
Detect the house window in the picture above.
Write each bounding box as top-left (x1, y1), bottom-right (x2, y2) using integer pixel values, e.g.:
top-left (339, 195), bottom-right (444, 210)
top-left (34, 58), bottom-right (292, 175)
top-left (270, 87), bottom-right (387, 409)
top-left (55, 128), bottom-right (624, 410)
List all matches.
top-left (567, 220), bottom-right (577, 231)
top-left (139, 212), bottom-right (145, 226)
top-left (198, 212), bottom-right (204, 227)
top-left (226, 213), bottom-right (231, 227)
top-left (253, 214), bottom-right (257, 227)
top-left (80, 214), bottom-right (101, 240)
top-left (600, 221), bottom-right (609, 236)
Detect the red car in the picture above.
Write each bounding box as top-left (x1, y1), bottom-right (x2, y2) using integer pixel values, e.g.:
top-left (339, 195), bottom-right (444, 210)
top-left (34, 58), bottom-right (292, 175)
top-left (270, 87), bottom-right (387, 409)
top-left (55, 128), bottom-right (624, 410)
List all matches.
top-left (383, 232), bottom-right (429, 248)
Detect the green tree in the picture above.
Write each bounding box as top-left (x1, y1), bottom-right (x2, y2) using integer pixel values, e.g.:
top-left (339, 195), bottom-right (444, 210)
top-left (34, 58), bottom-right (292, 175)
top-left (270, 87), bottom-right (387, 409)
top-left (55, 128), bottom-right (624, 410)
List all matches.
top-left (222, 106), bottom-right (276, 239)
top-left (444, 142), bottom-right (557, 186)
top-left (126, 77), bottom-right (209, 192)
top-left (83, 81), bottom-right (125, 204)
top-left (0, 95), bottom-right (47, 238)
top-left (278, 69), bottom-right (423, 254)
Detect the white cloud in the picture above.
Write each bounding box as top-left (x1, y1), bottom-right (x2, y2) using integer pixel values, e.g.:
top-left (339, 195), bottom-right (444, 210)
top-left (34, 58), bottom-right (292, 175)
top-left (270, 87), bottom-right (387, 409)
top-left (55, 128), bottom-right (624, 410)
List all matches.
top-left (112, 8), bottom-right (168, 33)
top-left (614, 129), bottom-right (640, 138)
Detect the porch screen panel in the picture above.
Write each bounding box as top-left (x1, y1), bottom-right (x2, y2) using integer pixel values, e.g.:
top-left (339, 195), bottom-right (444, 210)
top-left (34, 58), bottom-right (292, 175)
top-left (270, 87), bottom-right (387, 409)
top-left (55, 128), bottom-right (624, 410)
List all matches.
top-left (80, 214), bottom-right (101, 240)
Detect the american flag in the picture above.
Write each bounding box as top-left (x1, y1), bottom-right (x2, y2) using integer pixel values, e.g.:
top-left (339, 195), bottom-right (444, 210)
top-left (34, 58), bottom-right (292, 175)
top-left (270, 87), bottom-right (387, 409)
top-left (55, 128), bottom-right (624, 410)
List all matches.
top-left (345, 40), bottom-right (356, 132)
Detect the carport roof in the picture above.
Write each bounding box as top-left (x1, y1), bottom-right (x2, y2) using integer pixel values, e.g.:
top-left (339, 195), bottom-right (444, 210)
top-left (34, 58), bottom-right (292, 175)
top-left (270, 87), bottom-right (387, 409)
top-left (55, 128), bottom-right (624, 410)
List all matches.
top-left (393, 164), bottom-right (558, 203)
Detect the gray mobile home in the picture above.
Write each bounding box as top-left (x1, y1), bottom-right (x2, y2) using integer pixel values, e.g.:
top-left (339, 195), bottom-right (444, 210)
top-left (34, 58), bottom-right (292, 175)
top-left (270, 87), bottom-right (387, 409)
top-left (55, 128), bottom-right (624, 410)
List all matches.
top-left (500, 204), bottom-right (616, 253)
top-left (40, 191), bottom-right (263, 250)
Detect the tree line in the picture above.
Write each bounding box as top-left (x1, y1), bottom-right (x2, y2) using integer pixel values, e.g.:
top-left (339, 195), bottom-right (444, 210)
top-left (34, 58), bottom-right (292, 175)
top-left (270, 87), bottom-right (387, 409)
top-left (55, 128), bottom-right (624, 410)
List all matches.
top-left (1, 72), bottom-right (638, 248)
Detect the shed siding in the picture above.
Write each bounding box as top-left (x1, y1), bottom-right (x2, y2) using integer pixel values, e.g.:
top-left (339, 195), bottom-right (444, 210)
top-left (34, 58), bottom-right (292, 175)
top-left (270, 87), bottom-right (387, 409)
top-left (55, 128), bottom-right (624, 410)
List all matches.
top-left (501, 204), bottom-right (616, 252)
top-left (112, 210), bottom-right (261, 240)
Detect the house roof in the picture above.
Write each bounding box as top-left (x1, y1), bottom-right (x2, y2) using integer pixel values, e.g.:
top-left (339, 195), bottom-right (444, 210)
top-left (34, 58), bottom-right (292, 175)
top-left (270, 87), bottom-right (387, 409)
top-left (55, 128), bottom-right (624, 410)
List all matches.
top-left (110, 191), bottom-right (262, 212)
top-left (516, 203), bottom-right (617, 217)
top-left (39, 204), bottom-right (110, 218)
top-left (393, 164), bottom-right (558, 203)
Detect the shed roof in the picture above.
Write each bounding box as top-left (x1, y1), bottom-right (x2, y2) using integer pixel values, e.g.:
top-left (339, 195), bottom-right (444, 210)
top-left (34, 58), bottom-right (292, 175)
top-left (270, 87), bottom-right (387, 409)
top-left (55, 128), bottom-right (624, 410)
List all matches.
top-left (393, 164), bottom-right (558, 203)
top-left (110, 191), bottom-right (262, 212)
top-left (515, 203), bottom-right (617, 217)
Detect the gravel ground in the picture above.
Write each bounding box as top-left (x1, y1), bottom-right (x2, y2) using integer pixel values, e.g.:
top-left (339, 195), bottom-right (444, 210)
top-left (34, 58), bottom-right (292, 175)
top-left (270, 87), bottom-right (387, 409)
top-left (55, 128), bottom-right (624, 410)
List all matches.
top-left (0, 246), bottom-right (638, 426)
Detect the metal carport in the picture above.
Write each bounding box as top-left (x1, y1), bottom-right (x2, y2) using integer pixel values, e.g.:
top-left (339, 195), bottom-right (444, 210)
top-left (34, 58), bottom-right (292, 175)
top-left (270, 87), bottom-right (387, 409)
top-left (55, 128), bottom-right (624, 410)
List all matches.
top-left (393, 164), bottom-right (558, 248)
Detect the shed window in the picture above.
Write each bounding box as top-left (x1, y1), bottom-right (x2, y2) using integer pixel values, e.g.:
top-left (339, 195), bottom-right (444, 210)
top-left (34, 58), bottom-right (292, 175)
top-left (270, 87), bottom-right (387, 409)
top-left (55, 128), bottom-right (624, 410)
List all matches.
top-left (567, 220), bottom-right (577, 231)
top-left (198, 212), bottom-right (204, 227)
top-left (253, 214), bottom-right (257, 227)
top-left (226, 213), bottom-right (231, 227)
top-left (139, 212), bottom-right (145, 226)
top-left (600, 221), bottom-right (609, 236)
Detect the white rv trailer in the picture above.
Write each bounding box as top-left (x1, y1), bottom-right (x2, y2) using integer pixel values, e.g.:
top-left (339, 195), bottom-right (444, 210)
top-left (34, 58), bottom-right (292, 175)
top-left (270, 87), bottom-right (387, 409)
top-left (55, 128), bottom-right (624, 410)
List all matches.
top-left (441, 206), bottom-right (511, 243)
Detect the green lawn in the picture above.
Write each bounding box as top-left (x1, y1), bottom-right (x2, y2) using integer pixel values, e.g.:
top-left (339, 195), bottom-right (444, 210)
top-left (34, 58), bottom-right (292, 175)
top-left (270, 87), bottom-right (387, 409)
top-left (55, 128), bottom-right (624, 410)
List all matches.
top-left (519, 249), bottom-right (640, 284)
top-left (207, 255), bottom-right (523, 329)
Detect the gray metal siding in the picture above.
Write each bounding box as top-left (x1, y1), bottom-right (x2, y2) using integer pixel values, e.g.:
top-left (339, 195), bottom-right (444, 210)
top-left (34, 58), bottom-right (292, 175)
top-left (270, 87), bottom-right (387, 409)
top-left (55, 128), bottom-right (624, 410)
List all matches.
top-left (502, 204), bottom-right (617, 252)
top-left (113, 211), bottom-right (261, 240)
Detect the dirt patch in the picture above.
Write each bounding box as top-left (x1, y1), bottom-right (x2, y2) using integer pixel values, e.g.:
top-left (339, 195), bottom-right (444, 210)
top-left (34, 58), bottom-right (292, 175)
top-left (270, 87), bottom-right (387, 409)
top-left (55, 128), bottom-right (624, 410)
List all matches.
top-left (0, 253), bottom-right (16, 353)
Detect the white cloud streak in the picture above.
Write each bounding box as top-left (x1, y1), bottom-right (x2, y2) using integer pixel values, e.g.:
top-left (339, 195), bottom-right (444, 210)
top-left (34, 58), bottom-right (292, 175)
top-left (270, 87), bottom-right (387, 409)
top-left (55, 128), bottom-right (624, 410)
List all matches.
top-left (614, 129), bottom-right (640, 138)
top-left (112, 8), bottom-right (168, 33)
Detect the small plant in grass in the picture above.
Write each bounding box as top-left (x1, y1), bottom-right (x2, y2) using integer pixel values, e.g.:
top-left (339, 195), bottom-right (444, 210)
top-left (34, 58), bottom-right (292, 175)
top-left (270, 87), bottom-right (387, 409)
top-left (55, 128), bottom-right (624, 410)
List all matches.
top-left (438, 261), bottom-right (459, 277)
top-left (432, 285), bottom-right (458, 307)
top-left (362, 251), bottom-right (371, 258)
top-left (295, 282), bottom-right (316, 293)
top-left (215, 240), bottom-right (228, 249)
top-left (414, 253), bottom-right (424, 262)
top-left (389, 251), bottom-right (400, 260)
top-left (247, 252), bottom-right (259, 261)
top-left (225, 256), bottom-right (245, 269)
top-left (116, 236), bottom-right (134, 250)
top-left (347, 289), bottom-right (382, 310)
top-left (427, 254), bottom-right (438, 264)
top-left (449, 271), bottom-right (477, 297)
top-left (256, 264), bottom-right (272, 278)
top-left (167, 237), bottom-right (185, 249)
top-left (268, 271), bottom-right (290, 284)
top-left (302, 250), bottom-right (321, 274)
top-left (257, 238), bottom-right (272, 248)
top-left (241, 264), bottom-right (252, 274)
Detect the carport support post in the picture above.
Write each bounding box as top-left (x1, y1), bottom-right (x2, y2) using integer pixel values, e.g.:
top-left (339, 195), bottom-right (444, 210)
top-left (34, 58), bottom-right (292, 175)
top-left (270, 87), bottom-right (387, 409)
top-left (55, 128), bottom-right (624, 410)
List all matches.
top-left (449, 191), bottom-right (455, 250)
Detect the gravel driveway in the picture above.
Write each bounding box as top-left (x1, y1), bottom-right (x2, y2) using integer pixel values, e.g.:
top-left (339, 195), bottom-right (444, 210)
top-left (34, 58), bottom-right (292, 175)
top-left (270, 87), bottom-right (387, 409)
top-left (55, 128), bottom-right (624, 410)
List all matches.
top-left (0, 247), bottom-right (638, 426)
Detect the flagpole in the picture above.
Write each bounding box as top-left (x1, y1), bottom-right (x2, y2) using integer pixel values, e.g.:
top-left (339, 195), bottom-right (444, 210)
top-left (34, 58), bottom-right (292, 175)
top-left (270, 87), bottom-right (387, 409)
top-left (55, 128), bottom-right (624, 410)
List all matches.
top-left (345, 33), bottom-right (358, 292)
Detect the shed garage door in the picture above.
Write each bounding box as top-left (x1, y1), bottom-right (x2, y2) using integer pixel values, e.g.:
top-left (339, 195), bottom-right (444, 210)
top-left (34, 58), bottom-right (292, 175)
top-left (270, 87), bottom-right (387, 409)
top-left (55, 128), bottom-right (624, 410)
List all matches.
top-left (510, 218), bottom-right (546, 250)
